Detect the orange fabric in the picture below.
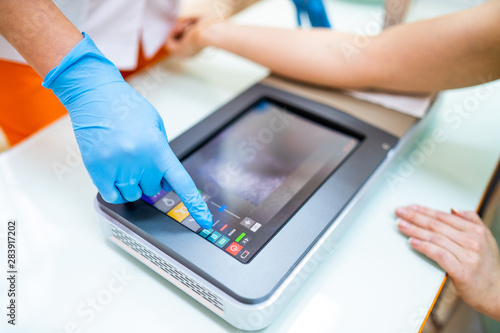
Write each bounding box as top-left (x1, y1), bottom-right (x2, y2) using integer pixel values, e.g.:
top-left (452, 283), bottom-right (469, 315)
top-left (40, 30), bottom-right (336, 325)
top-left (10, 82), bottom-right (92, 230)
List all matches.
top-left (0, 46), bottom-right (168, 146)
top-left (121, 46), bottom-right (168, 79)
top-left (0, 61), bottom-right (67, 146)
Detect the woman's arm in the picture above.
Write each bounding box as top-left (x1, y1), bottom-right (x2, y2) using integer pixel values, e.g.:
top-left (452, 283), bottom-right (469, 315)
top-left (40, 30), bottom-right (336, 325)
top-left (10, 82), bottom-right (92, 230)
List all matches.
top-left (0, 0), bottom-right (82, 77)
top-left (167, 0), bottom-right (500, 93)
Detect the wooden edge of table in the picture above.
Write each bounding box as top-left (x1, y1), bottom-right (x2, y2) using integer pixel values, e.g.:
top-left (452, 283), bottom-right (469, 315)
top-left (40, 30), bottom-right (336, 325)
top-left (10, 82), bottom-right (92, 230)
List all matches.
top-left (418, 276), bottom-right (448, 333)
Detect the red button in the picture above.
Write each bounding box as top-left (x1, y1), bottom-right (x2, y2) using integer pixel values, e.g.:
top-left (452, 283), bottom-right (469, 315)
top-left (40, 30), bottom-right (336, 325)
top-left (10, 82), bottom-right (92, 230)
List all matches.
top-left (226, 242), bottom-right (243, 256)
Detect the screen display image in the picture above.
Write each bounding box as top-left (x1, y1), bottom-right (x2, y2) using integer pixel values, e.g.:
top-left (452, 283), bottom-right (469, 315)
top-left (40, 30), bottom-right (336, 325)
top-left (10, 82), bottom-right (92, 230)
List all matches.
top-left (142, 100), bottom-right (359, 263)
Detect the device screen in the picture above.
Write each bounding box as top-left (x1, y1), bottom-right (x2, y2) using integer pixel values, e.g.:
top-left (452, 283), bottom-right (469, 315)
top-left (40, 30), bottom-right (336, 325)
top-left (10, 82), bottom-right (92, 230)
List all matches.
top-left (142, 100), bottom-right (359, 263)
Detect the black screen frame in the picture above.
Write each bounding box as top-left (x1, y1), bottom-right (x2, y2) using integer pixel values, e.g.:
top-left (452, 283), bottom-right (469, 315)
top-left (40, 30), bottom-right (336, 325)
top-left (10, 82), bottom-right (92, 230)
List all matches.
top-left (96, 83), bottom-right (399, 304)
top-left (181, 97), bottom-right (361, 263)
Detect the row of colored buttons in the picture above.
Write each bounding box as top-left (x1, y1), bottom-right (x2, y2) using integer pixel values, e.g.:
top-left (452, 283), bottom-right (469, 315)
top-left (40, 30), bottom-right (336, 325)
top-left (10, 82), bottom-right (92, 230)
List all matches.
top-left (198, 228), bottom-right (245, 256)
top-left (143, 191), bottom-right (252, 259)
top-left (199, 229), bottom-right (230, 247)
top-left (142, 190), bottom-right (208, 233)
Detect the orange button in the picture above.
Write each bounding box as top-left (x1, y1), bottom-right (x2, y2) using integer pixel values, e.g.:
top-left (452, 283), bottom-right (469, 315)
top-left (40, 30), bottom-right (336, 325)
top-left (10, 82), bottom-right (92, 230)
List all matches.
top-left (167, 202), bottom-right (190, 222)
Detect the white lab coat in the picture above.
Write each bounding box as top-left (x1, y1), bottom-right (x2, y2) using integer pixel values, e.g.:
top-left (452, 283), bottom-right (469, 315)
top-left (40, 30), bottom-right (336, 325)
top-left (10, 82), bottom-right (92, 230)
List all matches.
top-left (0, 0), bottom-right (178, 70)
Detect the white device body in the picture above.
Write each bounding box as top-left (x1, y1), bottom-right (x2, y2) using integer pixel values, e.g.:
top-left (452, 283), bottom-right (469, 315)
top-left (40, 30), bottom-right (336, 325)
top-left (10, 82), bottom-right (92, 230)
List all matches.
top-left (95, 126), bottom-right (406, 330)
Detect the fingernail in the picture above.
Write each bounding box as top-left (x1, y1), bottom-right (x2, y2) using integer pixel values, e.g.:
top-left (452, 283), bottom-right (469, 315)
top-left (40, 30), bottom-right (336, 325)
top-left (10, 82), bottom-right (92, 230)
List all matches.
top-left (451, 207), bottom-right (464, 216)
top-left (397, 218), bottom-right (409, 228)
top-left (408, 205), bottom-right (419, 211)
top-left (396, 207), bottom-right (407, 215)
top-left (409, 238), bottom-right (421, 246)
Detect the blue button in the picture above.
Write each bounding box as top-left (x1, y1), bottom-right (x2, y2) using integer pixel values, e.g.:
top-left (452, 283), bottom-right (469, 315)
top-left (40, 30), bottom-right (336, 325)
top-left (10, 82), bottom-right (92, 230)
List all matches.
top-left (215, 236), bottom-right (230, 248)
top-left (199, 229), bottom-right (213, 238)
top-left (208, 231), bottom-right (222, 243)
top-left (141, 189), bottom-right (168, 204)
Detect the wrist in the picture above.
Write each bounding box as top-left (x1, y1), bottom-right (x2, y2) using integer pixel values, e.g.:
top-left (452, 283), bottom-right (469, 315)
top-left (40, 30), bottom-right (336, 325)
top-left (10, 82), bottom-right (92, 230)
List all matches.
top-left (477, 273), bottom-right (500, 320)
top-left (43, 32), bottom-right (121, 104)
top-left (196, 18), bottom-right (226, 48)
top-left (488, 278), bottom-right (500, 320)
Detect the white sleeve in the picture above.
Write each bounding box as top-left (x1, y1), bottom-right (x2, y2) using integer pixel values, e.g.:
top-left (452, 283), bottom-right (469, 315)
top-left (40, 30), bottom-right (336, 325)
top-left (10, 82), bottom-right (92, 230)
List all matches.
top-left (141, 0), bottom-right (179, 59)
top-left (0, 0), bottom-right (178, 70)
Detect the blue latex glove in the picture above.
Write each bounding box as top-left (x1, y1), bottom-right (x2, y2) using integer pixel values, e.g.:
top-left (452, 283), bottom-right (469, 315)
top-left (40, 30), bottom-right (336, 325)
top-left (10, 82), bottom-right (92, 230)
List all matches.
top-left (292, 0), bottom-right (332, 28)
top-left (43, 32), bottom-right (212, 229)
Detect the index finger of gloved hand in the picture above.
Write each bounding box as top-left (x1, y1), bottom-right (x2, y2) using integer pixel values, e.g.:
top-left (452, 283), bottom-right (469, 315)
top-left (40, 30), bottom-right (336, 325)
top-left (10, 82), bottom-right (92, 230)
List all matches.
top-left (162, 153), bottom-right (212, 229)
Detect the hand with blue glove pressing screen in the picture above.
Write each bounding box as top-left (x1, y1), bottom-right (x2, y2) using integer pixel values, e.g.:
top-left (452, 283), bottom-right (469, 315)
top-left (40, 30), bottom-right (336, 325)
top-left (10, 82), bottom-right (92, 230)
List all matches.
top-left (42, 33), bottom-right (212, 229)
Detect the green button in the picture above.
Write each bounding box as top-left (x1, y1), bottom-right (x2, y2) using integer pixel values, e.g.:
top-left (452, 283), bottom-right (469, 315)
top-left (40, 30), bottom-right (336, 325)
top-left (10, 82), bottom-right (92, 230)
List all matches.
top-left (235, 232), bottom-right (246, 243)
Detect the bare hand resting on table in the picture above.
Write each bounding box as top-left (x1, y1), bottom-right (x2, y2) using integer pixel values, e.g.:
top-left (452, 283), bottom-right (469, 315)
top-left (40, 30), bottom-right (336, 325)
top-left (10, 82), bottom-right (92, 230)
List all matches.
top-left (396, 205), bottom-right (500, 320)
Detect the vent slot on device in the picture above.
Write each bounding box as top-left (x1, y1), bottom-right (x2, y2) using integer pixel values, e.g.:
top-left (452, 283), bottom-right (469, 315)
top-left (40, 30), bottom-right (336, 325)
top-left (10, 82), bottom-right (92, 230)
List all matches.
top-left (110, 225), bottom-right (225, 315)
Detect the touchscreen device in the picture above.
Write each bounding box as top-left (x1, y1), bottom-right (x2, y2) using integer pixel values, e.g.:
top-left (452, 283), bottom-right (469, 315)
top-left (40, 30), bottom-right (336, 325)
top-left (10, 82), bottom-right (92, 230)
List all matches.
top-left (143, 99), bottom-right (359, 263)
top-left (478, 159), bottom-right (500, 225)
top-left (95, 83), bottom-right (399, 330)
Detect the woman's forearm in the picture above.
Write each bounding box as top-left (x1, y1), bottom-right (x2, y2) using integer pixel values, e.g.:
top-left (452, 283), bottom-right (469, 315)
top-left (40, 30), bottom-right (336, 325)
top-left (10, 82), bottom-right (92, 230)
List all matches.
top-left (0, 0), bottom-right (82, 77)
top-left (198, 0), bottom-right (500, 93)
top-left (199, 24), bottom-right (376, 89)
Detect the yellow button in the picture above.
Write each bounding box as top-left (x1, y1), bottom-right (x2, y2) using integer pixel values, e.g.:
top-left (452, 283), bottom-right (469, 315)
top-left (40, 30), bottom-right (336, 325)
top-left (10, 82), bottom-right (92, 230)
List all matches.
top-left (167, 202), bottom-right (190, 222)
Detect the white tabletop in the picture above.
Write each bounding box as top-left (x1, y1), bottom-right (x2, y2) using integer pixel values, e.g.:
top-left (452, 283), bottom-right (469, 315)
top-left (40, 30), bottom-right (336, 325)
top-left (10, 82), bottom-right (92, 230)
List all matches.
top-left (1, 1), bottom-right (499, 332)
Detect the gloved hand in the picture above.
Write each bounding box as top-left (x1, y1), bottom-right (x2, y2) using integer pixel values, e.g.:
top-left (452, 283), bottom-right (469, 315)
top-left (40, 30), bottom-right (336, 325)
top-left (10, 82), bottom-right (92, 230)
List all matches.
top-left (292, 0), bottom-right (331, 28)
top-left (43, 32), bottom-right (212, 229)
